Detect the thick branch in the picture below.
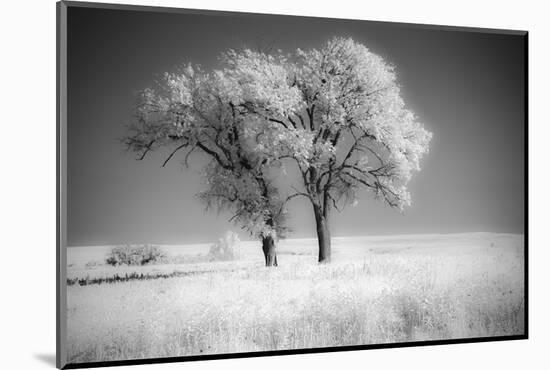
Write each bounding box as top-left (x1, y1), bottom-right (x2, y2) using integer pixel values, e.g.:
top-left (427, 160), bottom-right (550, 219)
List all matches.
top-left (196, 142), bottom-right (232, 170)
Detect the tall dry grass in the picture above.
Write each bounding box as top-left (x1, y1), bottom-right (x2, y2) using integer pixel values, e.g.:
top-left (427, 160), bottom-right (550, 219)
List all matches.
top-left (66, 240), bottom-right (524, 364)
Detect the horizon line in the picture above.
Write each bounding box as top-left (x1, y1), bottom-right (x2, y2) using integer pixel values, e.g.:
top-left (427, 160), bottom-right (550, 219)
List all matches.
top-left (67, 230), bottom-right (524, 248)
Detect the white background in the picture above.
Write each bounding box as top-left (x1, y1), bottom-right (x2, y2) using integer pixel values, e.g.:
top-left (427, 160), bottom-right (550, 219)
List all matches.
top-left (0, 0), bottom-right (547, 369)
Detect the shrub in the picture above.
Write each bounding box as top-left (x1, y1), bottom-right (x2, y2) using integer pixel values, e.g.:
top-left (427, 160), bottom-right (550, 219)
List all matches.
top-left (208, 232), bottom-right (241, 262)
top-left (85, 260), bottom-right (103, 268)
top-left (105, 245), bottom-right (166, 266)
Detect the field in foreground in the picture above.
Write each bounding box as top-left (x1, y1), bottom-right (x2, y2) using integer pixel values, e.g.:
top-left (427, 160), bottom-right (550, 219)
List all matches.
top-left (66, 233), bottom-right (525, 364)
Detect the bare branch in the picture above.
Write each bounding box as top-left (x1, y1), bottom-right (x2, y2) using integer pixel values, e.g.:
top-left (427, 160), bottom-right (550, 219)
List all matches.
top-left (162, 143), bottom-right (188, 167)
top-left (183, 144), bottom-right (198, 168)
top-left (326, 191), bottom-right (341, 212)
top-left (341, 171), bottom-right (375, 190)
top-left (296, 114), bottom-right (306, 129)
top-left (287, 115), bottom-right (298, 129)
top-left (284, 192), bottom-right (310, 204)
top-left (137, 140), bottom-right (156, 160)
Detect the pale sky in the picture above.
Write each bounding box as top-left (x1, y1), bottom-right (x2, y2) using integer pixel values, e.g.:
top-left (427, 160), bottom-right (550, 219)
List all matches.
top-left (66, 6), bottom-right (526, 246)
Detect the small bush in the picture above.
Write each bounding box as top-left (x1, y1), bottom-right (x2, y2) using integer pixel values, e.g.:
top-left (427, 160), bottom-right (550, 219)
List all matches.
top-left (208, 232), bottom-right (241, 262)
top-left (105, 245), bottom-right (166, 266)
top-left (85, 260), bottom-right (103, 268)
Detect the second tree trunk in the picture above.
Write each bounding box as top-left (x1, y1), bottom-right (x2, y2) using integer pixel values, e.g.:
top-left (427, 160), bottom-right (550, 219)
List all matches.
top-left (314, 204), bottom-right (331, 263)
top-left (262, 235), bottom-right (278, 267)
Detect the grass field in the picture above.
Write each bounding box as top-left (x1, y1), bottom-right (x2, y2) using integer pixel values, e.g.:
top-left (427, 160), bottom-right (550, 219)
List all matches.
top-left (66, 232), bottom-right (525, 364)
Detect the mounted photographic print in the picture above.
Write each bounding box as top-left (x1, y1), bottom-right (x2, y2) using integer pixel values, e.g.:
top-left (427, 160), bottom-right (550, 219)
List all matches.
top-left (56, 1), bottom-right (528, 368)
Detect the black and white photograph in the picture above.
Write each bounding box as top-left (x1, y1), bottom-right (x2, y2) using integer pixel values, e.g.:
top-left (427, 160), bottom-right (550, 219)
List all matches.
top-left (57, 1), bottom-right (526, 368)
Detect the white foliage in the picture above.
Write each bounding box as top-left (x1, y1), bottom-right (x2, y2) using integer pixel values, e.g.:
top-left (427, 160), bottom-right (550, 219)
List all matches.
top-left (124, 36), bottom-right (432, 235)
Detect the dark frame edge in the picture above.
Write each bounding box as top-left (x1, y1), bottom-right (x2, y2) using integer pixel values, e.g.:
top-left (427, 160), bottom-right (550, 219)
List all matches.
top-left (523, 31), bottom-right (529, 339)
top-left (57, 1), bottom-right (68, 369)
top-left (62, 335), bottom-right (528, 369)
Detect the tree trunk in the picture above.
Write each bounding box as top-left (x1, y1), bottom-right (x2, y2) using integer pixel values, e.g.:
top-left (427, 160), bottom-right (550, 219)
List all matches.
top-left (314, 204), bottom-right (331, 263)
top-left (262, 235), bottom-right (278, 267)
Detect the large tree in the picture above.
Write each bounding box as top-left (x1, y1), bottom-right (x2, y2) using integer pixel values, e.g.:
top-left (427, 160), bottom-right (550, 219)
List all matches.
top-left (124, 37), bottom-right (432, 265)
top-left (122, 60), bottom-right (297, 266)
top-left (230, 38), bottom-right (433, 263)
